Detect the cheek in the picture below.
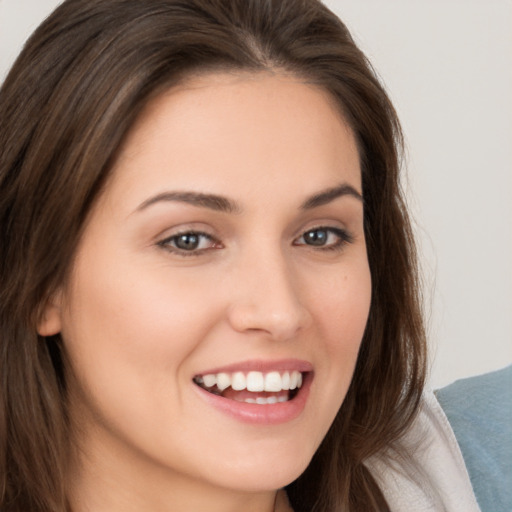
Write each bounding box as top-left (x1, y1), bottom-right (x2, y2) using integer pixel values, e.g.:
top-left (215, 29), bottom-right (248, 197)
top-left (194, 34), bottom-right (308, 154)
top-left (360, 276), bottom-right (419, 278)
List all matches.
top-left (65, 254), bottom-right (216, 342)
top-left (308, 260), bottom-right (371, 396)
top-left (311, 263), bottom-right (372, 349)
top-left (59, 255), bottom-right (223, 410)
top-left (291, 259), bottom-right (371, 449)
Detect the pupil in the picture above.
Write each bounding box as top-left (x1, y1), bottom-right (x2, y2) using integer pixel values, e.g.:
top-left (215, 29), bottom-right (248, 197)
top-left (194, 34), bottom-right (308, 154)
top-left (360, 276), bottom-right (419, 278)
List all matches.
top-left (305, 229), bottom-right (327, 246)
top-left (176, 233), bottom-right (199, 250)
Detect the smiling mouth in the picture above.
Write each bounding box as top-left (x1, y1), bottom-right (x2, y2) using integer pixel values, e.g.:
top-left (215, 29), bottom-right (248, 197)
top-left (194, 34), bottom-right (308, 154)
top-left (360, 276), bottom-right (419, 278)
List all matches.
top-left (193, 370), bottom-right (305, 404)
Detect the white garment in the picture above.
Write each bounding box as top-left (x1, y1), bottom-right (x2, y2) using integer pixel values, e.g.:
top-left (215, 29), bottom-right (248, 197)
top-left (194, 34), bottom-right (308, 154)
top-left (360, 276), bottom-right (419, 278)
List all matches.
top-left (366, 391), bottom-right (481, 512)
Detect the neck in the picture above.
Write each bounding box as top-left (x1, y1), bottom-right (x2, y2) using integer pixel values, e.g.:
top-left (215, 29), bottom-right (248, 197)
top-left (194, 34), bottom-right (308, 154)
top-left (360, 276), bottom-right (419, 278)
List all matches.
top-left (70, 470), bottom-right (281, 512)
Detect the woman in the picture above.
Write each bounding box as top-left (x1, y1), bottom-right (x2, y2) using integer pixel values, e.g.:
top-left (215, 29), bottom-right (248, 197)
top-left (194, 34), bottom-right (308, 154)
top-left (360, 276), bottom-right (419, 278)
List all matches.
top-left (0, 1), bottom-right (480, 511)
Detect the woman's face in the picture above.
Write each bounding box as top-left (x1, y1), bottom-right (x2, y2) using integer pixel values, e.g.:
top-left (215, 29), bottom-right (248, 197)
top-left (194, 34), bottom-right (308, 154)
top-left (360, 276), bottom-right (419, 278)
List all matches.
top-left (40, 72), bottom-right (371, 502)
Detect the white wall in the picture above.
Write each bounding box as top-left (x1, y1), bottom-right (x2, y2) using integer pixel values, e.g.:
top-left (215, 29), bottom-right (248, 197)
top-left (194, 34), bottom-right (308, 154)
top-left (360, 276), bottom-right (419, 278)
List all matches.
top-left (324, 0), bottom-right (512, 387)
top-left (1, 0), bottom-right (511, 388)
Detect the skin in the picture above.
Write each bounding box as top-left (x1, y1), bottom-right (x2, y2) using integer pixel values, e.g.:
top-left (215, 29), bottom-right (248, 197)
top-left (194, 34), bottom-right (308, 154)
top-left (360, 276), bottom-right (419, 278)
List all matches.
top-left (39, 72), bottom-right (372, 512)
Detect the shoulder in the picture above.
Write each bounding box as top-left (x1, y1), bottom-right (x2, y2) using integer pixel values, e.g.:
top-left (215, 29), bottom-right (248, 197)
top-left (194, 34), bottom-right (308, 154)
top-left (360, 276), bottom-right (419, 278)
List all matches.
top-left (366, 390), bottom-right (481, 512)
top-left (436, 365), bottom-right (512, 512)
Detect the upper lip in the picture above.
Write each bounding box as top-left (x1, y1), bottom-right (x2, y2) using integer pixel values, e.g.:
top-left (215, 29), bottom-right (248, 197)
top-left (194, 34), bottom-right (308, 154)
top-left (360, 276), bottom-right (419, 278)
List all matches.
top-left (194, 358), bottom-right (313, 376)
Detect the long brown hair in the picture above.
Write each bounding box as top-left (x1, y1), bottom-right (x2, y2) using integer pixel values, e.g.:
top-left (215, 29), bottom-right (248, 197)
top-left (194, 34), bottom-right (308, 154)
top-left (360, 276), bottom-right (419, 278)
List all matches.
top-left (0, 1), bottom-right (426, 510)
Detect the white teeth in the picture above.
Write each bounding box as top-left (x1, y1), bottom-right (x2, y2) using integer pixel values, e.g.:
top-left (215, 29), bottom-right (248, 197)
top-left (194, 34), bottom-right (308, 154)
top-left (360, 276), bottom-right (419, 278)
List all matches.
top-left (253, 395), bottom-right (288, 405)
top-left (246, 371), bottom-right (265, 392)
top-left (196, 370), bottom-right (304, 393)
top-left (216, 372), bottom-right (231, 391)
top-left (220, 394), bottom-right (293, 405)
top-left (234, 396), bottom-right (289, 405)
top-left (203, 374), bottom-right (216, 388)
top-left (289, 371), bottom-right (299, 390)
top-left (231, 372), bottom-right (246, 391)
top-left (264, 371), bottom-right (283, 392)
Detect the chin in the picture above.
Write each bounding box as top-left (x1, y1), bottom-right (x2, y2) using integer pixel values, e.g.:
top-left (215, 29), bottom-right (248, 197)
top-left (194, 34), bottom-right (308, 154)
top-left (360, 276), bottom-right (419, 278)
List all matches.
top-left (195, 439), bottom-right (317, 493)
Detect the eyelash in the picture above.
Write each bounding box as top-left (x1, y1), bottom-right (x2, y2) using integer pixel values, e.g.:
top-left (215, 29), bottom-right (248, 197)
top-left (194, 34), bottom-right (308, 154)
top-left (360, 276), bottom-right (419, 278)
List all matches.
top-left (293, 226), bottom-right (353, 251)
top-left (157, 226), bottom-right (353, 257)
top-left (157, 231), bottom-right (221, 256)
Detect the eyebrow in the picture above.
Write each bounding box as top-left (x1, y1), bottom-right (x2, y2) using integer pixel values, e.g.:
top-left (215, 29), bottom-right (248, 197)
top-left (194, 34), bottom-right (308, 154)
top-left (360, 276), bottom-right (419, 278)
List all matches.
top-left (135, 182), bottom-right (362, 214)
top-left (300, 183), bottom-right (362, 209)
top-left (136, 191), bottom-right (242, 214)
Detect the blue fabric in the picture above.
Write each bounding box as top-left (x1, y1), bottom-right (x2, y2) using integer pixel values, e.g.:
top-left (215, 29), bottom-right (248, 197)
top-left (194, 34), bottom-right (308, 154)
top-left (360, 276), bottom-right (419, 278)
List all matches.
top-left (436, 365), bottom-right (512, 512)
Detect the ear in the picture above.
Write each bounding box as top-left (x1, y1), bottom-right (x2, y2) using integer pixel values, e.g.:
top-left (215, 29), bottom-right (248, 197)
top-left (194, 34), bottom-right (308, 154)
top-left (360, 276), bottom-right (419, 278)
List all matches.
top-left (37, 290), bottom-right (63, 336)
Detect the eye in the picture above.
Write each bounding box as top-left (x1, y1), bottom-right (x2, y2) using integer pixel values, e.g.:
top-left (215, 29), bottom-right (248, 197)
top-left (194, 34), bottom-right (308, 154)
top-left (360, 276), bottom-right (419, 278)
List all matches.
top-left (158, 231), bottom-right (221, 255)
top-left (294, 226), bottom-right (352, 250)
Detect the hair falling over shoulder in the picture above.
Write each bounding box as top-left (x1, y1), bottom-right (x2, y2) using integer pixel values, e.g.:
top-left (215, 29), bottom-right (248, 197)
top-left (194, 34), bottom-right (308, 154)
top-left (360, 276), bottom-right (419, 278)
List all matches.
top-left (0, 1), bottom-right (427, 510)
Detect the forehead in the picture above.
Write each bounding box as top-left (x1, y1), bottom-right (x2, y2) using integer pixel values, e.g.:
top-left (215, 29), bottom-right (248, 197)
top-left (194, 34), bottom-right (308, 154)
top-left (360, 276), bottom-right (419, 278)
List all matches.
top-left (106, 71), bottom-right (361, 208)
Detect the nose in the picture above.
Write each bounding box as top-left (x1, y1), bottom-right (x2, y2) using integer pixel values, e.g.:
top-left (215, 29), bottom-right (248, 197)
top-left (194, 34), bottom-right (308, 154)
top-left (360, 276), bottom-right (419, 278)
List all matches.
top-left (227, 251), bottom-right (312, 342)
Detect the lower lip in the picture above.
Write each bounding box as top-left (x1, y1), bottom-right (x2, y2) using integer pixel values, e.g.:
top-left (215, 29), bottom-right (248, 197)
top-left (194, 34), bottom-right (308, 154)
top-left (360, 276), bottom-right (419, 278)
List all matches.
top-left (193, 373), bottom-right (312, 425)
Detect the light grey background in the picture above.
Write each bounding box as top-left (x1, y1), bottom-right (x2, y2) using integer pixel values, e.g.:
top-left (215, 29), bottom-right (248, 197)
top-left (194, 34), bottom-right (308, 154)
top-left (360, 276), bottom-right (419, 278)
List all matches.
top-left (1, 0), bottom-right (511, 388)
